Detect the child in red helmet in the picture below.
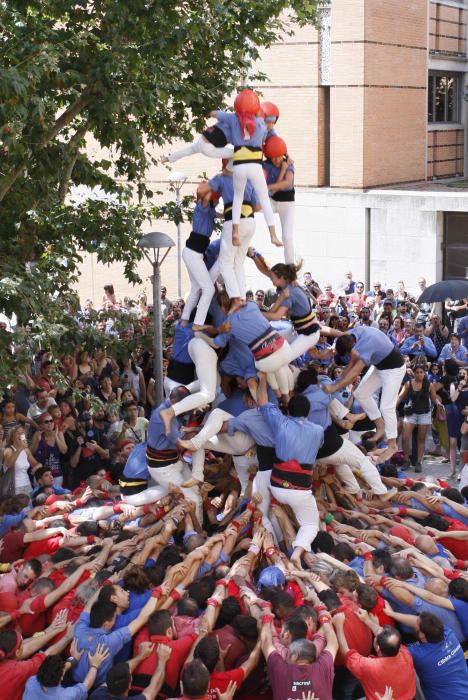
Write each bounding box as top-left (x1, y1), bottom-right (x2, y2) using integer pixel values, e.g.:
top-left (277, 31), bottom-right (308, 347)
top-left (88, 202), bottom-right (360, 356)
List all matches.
top-left (263, 136), bottom-right (296, 264)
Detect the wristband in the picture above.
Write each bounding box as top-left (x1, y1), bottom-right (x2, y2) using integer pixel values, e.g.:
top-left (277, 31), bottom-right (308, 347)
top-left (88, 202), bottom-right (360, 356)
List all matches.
top-left (337, 507), bottom-right (345, 514)
top-left (318, 615), bottom-right (331, 625)
top-left (363, 552), bottom-right (373, 561)
top-left (248, 543), bottom-right (260, 555)
top-left (66, 656), bottom-right (78, 670)
top-left (398, 507), bottom-right (407, 516)
top-left (264, 547), bottom-right (276, 558)
top-left (259, 600), bottom-right (272, 609)
top-left (313, 604), bottom-right (327, 613)
top-left (143, 504), bottom-right (153, 515)
top-left (248, 472), bottom-right (255, 482)
top-left (207, 597), bottom-right (220, 609)
top-left (261, 614), bottom-right (274, 624)
top-left (326, 525), bottom-right (333, 532)
top-left (324, 513), bottom-right (334, 525)
top-left (312, 480), bottom-right (321, 490)
top-left (443, 568), bottom-right (461, 580)
top-left (151, 586), bottom-right (163, 599)
top-left (455, 559), bottom-right (465, 570)
top-left (405, 478), bottom-right (414, 487)
top-left (392, 515), bottom-right (402, 523)
top-left (354, 538), bottom-right (363, 544)
top-left (379, 576), bottom-right (388, 587)
top-left (216, 579), bottom-right (229, 588)
top-left (113, 503), bottom-right (122, 514)
top-left (170, 589), bottom-right (181, 602)
top-left (75, 499), bottom-right (84, 508)
top-left (230, 520), bottom-right (241, 531)
top-left (326, 466), bottom-right (335, 475)
top-left (246, 502), bottom-right (256, 512)
top-left (87, 535), bottom-right (96, 545)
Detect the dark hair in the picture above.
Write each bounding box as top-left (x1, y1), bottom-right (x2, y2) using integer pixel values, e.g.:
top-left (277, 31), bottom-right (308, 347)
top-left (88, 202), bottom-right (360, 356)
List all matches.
top-left (419, 611), bottom-right (444, 643)
top-left (422, 513), bottom-right (450, 531)
top-left (98, 584), bottom-right (117, 605)
top-left (216, 596), bottom-right (242, 628)
top-left (177, 598), bottom-right (199, 618)
top-left (376, 626), bottom-right (401, 657)
top-left (270, 262), bottom-right (302, 284)
top-left (123, 567), bottom-right (150, 594)
top-left (283, 617), bottom-right (307, 641)
top-left (188, 577), bottom-right (216, 609)
top-left (371, 548), bottom-right (393, 573)
top-left (317, 588), bottom-right (341, 611)
top-left (356, 584), bottom-right (378, 610)
top-left (34, 467), bottom-right (53, 482)
top-left (0, 493), bottom-right (29, 516)
top-left (391, 558), bottom-right (413, 580)
top-left (231, 614), bottom-right (259, 642)
top-left (147, 610), bottom-right (172, 636)
top-left (448, 578), bottom-right (468, 601)
top-left (440, 487), bottom-right (464, 505)
top-left (271, 591), bottom-right (295, 616)
top-left (288, 394), bottom-right (310, 418)
top-left (77, 521), bottom-right (101, 537)
top-left (312, 531), bottom-right (334, 554)
top-left (104, 284), bottom-right (115, 295)
top-left (335, 335), bottom-right (355, 356)
top-left (181, 660), bottom-right (210, 699)
top-left (444, 358), bottom-right (459, 378)
top-left (25, 558), bottom-right (42, 578)
top-left (89, 601), bottom-right (116, 628)
top-left (37, 655), bottom-right (65, 687)
top-left (331, 542), bottom-right (355, 563)
top-left (0, 630), bottom-right (21, 659)
top-left (106, 662), bottom-right (131, 695)
top-left (50, 547), bottom-right (76, 564)
top-left (295, 367), bottom-right (319, 392)
top-left (460, 486), bottom-right (468, 501)
top-left (194, 636), bottom-right (219, 673)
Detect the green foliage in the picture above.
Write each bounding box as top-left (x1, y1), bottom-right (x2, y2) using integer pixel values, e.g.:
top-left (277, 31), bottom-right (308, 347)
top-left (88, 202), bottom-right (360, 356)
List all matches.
top-left (0, 0), bottom-right (320, 380)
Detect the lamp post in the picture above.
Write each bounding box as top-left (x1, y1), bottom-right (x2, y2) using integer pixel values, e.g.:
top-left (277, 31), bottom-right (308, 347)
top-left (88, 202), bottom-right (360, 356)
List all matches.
top-left (138, 232), bottom-right (175, 405)
top-left (168, 171), bottom-right (188, 298)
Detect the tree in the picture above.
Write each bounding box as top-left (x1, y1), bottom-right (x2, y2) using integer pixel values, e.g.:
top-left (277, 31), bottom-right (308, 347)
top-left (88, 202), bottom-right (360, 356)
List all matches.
top-left (0, 0), bottom-right (320, 384)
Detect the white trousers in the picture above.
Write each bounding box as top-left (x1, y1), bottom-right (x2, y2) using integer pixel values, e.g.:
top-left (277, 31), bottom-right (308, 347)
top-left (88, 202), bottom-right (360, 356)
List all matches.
top-left (317, 438), bottom-right (387, 495)
top-left (252, 469), bottom-right (275, 533)
top-left (269, 486), bottom-right (319, 551)
top-left (148, 461), bottom-right (202, 520)
top-left (219, 218), bottom-right (256, 299)
top-left (255, 329), bottom-right (320, 396)
top-left (232, 163), bottom-right (275, 226)
top-left (354, 364), bottom-right (406, 440)
top-left (169, 135), bottom-right (234, 162)
top-left (172, 338), bottom-right (218, 417)
top-left (122, 485), bottom-right (167, 507)
top-left (272, 200), bottom-right (295, 264)
top-left (190, 409), bottom-right (255, 482)
top-left (181, 248), bottom-right (218, 326)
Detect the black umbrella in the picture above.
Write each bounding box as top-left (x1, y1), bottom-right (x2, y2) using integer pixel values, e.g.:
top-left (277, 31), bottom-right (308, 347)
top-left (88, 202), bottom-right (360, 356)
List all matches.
top-left (417, 279), bottom-right (468, 304)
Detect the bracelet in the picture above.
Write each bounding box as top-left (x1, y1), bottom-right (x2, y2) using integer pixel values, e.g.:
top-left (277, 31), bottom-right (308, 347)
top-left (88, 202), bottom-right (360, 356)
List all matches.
top-left (151, 586), bottom-right (163, 599)
top-left (363, 552), bottom-right (373, 561)
top-left (90, 665), bottom-right (99, 670)
top-left (261, 614), bottom-right (274, 624)
top-left (398, 507), bottom-right (408, 516)
top-left (170, 589), bottom-right (181, 602)
top-left (207, 597), bottom-right (220, 609)
top-left (248, 543), bottom-right (260, 555)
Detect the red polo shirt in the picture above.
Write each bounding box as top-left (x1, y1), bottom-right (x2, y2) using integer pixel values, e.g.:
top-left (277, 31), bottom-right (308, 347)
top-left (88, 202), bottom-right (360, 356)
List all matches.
top-left (331, 597), bottom-right (373, 666)
top-left (0, 530), bottom-right (26, 563)
top-left (23, 534), bottom-right (63, 561)
top-left (0, 652), bottom-right (46, 700)
top-left (132, 627), bottom-right (197, 695)
top-left (344, 646), bottom-right (415, 700)
top-left (437, 518), bottom-right (468, 560)
top-left (208, 668), bottom-right (245, 699)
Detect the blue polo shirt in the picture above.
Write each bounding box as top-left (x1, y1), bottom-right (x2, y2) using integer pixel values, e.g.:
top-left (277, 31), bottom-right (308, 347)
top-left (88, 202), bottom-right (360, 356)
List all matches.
top-left (122, 442), bottom-right (150, 481)
top-left (408, 627), bottom-right (468, 700)
top-left (192, 199), bottom-right (216, 237)
top-left (24, 678), bottom-right (88, 700)
top-left (351, 326), bottom-right (396, 366)
top-left (260, 403), bottom-right (324, 463)
top-left (72, 612), bottom-right (132, 687)
top-left (215, 111), bottom-right (266, 148)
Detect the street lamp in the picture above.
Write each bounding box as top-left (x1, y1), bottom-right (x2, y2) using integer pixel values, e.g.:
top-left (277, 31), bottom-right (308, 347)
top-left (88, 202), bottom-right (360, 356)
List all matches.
top-left (167, 171), bottom-right (188, 297)
top-left (138, 232), bottom-right (175, 405)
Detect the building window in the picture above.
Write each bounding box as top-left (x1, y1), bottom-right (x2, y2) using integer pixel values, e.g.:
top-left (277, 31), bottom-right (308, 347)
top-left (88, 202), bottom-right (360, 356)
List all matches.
top-left (428, 72), bottom-right (461, 123)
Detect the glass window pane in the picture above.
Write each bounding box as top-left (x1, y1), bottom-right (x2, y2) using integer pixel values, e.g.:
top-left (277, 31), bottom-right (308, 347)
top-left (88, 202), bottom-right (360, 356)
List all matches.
top-left (435, 76), bottom-right (446, 121)
top-left (428, 75), bottom-right (434, 122)
top-left (446, 77), bottom-right (455, 121)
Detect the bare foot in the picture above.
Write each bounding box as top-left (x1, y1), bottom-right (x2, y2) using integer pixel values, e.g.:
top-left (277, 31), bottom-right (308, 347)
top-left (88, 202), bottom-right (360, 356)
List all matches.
top-left (177, 438), bottom-right (197, 452)
top-left (270, 235), bottom-right (283, 247)
top-left (160, 406), bottom-right (175, 436)
top-left (373, 487), bottom-right (398, 504)
top-left (232, 225), bottom-right (240, 246)
top-left (181, 478), bottom-right (203, 489)
top-left (229, 298), bottom-right (245, 313)
top-left (290, 553), bottom-right (303, 570)
top-left (370, 445), bottom-right (396, 465)
top-left (348, 412), bottom-right (367, 424)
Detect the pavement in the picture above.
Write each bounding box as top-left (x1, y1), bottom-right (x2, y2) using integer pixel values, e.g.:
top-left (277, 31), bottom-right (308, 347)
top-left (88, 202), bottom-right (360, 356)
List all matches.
top-left (400, 439), bottom-right (465, 486)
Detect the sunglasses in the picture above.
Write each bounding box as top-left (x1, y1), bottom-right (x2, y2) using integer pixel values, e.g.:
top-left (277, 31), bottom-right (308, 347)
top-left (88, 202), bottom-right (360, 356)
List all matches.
top-left (42, 419), bottom-right (54, 424)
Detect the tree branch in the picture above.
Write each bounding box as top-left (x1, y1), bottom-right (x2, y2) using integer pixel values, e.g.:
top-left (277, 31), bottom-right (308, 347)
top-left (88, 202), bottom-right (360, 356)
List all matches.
top-left (57, 123), bottom-right (88, 203)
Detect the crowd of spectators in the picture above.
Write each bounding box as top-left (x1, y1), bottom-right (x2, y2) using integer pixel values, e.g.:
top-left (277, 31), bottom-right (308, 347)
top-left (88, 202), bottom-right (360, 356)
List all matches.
top-left (0, 274), bottom-right (468, 700)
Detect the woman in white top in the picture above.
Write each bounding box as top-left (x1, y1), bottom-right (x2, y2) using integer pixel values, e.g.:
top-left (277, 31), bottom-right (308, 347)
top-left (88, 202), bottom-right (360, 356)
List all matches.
top-left (3, 426), bottom-right (41, 496)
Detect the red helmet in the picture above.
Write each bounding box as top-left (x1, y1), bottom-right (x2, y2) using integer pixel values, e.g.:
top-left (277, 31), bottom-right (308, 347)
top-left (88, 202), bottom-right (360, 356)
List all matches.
top-left (234, 89), bottom-right (260, 115)
top-left (263, 135), bottom-right (287, 160)
top-left (261, 101), bottom-right (280, 121)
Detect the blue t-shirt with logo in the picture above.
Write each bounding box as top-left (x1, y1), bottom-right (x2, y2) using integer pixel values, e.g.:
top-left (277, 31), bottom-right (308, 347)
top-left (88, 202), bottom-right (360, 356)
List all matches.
top-left (408, 627), bottom-right (468, 700)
